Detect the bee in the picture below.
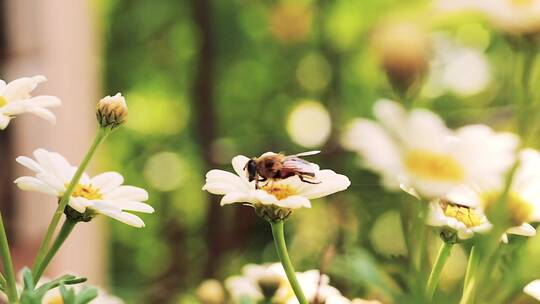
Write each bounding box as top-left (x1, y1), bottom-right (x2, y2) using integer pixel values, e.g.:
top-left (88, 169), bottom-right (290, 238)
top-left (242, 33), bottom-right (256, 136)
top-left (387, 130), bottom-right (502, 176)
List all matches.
top-left (244, 151), bottom-right (321, 189)
top-left (439, 199), bottom-right (481, 228)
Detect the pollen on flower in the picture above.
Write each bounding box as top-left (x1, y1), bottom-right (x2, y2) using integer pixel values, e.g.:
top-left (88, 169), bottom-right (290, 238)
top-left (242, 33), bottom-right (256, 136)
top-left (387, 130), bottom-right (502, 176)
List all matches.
top-left (0, 96), bottom-right (7, 107)
top-left (404, 150), bottom-right (464, 182)
top-left (261, 184), bottom-right (296, 200)
top-left (71, 183), bottom-right (103, 200)
top-left (440, 199), bottom-right (482, 228)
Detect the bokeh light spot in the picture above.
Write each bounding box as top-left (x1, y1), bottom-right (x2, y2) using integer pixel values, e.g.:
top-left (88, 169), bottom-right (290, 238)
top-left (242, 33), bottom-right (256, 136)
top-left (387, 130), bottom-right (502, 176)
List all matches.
top-left (296, 52), bottom-right (332, 92)
top-left (287, 100), bottom-right (331, 148)
top-left (143, 152), bottom-right (186, 191)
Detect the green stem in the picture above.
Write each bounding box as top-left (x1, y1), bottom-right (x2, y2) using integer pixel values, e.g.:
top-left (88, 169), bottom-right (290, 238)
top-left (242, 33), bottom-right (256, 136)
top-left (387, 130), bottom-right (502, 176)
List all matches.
top-left (270, 221), bottom-right (308, 304)
top-left (463, 246), bottom-right (478, 293)
top-left (33, 219), bottom-right (77, 284)
top-left (425, 241), bottom-right (453, 302)
top-left (0, 214), bottom-right (18, 303)
top-left (460, 246), bottom-right (479, 304)
top-left (32, 128), bottom-right (109, 281)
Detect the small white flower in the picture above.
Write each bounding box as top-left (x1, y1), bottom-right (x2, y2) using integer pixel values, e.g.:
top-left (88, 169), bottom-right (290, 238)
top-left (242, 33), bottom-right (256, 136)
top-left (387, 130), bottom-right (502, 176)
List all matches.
top-left (524, 279), bottom-right (540, 301)
top-left (342, 99), bottom-right (518, 199)
top-left (427, 197), bottom-right (492, 240)
top-left (202, 153), bottom-right (350, 210)
top-left (445, 149), bottom-right (540, 241)
top-left (0, 75), bottom-right (61, 129)
top-left (275, 269), bottom-right (346, 304)
top-left (14, 149), bottom-right (153, 228)
top-left (438, 0), bottom-right (540, 35)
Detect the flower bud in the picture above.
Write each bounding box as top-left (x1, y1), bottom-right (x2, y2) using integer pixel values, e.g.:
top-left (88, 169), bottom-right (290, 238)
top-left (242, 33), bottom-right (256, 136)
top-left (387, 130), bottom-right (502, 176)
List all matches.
top-left (96, 93), bottom-right (128, 129)
top-left (372, 21), bottom-right (430, 97)
top-left (196, 279), bottom-right (225, 304)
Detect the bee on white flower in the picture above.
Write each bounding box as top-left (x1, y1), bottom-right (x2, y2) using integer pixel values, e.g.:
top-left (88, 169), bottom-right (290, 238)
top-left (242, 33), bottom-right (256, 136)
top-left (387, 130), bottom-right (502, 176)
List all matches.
top-left (0, 75), bottom-right (61, 129)
top-left (202, 152), bottom-right (350, 221)
top-left (14, 149), bottom-right (153, 228)
top-left (524, 279), bottom-right (540, 301)
top-left (427, 197), bottom-right (492, 241)
top-left (342, 99), bottom-right (519, 199)
top-left (442, 149), bottom-right (540, 242)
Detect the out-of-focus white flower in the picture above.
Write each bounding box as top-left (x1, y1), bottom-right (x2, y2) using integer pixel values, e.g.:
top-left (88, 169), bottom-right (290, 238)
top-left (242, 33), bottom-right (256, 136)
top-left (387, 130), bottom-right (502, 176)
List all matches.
top-left (437, 0), bottom-right (540, 35)
top-left (423, 34), bottom-right (491, 98)
top-left (224, 264), bottom-right (354, 304)
top-left (524, 279), bottom-right (540, 301)
top-left (351, 299), bottom-right (382, 304)
top-left (445, 149), bottom-right (540, 242)
top-left (0, 75), bottom-right (61, 129)
top-left (342, 99), bottom-right (519, 199)
top-left (225, 263), bottom-right (286, 302)
top-left (15, 149), bottom-right (153, 227)
top-left (427, 197), bottom-right (492, 240)
top-left (202, 153), bottom-right (350, 210)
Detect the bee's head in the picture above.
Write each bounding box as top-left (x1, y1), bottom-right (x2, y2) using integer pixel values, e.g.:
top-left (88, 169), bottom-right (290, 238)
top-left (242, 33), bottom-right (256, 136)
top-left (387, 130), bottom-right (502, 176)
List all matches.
top-left (245, 159), bottom-right (258, 182)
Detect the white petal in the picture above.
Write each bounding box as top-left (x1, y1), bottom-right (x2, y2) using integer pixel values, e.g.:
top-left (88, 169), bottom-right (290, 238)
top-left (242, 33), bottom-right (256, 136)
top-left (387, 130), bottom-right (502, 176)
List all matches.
top-left (25, 106), bottom-right (56, 123)
top-left (90, 172), bottom-right (124, 194)
top-left (14, 176), bottom-right (58, 196)
top-left (220, 192), bottom-right (253, 206)
top-left (231, 155), bottom-right (251, 181)
top-left (299, 170), bottom-right (351, 199)
top-left (69, 197), bottom-right (88, 213)
top-left (106, 185), bottom-right (148, 201)
top-left (0, 115), bottom-right (11, 129)
top-left (275, 195), bottom-right (311, 209)
top-left (27, 95), bottom-right (61, 107)
top-left (524, 280), bottom-right (540, 301)
top-left (507, 223), bottom-right (536, 237)
top-left (15, 156), bottom-right (43, 173)
top-left (3, 75), bottom-right (46, 101)
top-left (113, 200), bottom-right (154, 213)
top-left (97, 209), bottom-right (145, 228)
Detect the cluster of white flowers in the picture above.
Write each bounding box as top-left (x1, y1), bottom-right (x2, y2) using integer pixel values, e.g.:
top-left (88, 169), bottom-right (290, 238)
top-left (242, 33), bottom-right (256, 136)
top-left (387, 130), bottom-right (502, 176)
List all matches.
top-left (220, 263), bottom-right (380, 304)
top-left (342, 98), bottom-right (540, 242)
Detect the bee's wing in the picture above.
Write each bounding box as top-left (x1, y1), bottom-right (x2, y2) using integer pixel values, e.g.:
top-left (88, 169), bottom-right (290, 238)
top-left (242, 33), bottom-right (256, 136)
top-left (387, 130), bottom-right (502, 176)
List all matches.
top-left (281, 157), bottom-right (317, 176)
top-left (292, 150), bottom-right (320, 157)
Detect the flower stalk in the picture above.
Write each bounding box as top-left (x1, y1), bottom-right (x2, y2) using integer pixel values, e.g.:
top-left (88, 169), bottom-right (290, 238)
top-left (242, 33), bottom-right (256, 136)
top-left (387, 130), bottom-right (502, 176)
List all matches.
top-left (0, 213), bottom-right (18, 303)
top-left (33, 218), bottom-right (78, 283)
top-left (270, 220), bottom-right (307, 304)
top-left (425, 240), bottom-right (453, 302)
top-left (32, 127), bottom-right (110, 281)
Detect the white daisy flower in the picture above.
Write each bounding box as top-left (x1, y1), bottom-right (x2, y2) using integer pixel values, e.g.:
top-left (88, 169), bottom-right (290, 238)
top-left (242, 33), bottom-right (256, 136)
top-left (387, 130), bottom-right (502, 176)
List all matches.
top-left (225, 263), bottom-right (351, 304)
top-left (14, 149), bottom-right (153, 228)
top-left (0, 75), bottom-right (61, 129)
top-left (442, 149), bottom-right (540, 241)
top-left (202, 153), bottom-right (350, 210)
top-left (524, 279), bottom-right (540, 301)
top-left (437, 0), bottom-right (540, 35)
top-left (275, 269), bottom-right (346, 304)
top-left (342, 99), bottom-right (518, 199)
top-left (427, 197), bottom-right (492, 240)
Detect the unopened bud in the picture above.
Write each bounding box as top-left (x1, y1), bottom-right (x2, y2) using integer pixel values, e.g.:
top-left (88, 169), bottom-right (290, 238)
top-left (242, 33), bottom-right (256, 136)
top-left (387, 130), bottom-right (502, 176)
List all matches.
top-left (372, 21), bottom-right (430, 97)
top-left (96, 93), bottom-right (128, 129)
top-left (196, 279), bottom-right (225, 304)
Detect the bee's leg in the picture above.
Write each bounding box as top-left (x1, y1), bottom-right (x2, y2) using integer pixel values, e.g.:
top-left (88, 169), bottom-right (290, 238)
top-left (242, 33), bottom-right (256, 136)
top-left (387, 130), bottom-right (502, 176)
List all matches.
top-left (299, 174), bottom-right (321, 184)
top-left (256, 177), bottom-right (267, 189)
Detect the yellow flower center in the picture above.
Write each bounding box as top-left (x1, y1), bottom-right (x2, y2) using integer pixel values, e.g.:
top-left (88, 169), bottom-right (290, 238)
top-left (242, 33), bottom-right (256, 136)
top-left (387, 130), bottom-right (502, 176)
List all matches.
top-left (439, 199), bottom-right (482, 228)
top-left (483, 191), bottom-right (533, 226)
top-left (404, 150), bottom-right (464, 182)
top-left (71, 183), bottom-right (103, 200)
top-left (0, 96), bottom-right (7, 107)
top-left (261, 184), bottom-right (296, 200)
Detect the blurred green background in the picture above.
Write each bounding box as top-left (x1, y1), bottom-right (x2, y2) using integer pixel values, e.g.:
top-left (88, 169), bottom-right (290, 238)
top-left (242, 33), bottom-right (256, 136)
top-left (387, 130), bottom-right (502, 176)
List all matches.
top-left (97, 0), bottom-right (540, 303)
